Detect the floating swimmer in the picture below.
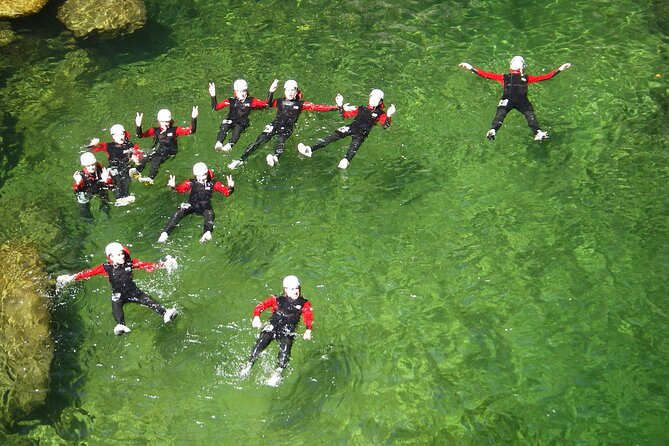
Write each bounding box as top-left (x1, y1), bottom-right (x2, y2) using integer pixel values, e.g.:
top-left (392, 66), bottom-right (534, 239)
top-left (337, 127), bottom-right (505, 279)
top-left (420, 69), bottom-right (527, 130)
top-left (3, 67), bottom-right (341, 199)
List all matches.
top-left (157, 162), bottom-right (234, 244)
top-left (239, 275), bottom-right (313, 386)
top-left (72, 152), bottom-right (113, 219)
top-left (458, 56), bottom-right (571, 141)
top-left (297, 88), bottom-right (396, 169)
top-left (227, 79), bottom-right (339, 169)
top-left (133, 106), bottom-right (198, 184)
top-left (208, 78), bottom-right (278, 152)
top-left (89, 124), bottom-right (144, 206)
top-left (56, 242), bottom-right (178, 335)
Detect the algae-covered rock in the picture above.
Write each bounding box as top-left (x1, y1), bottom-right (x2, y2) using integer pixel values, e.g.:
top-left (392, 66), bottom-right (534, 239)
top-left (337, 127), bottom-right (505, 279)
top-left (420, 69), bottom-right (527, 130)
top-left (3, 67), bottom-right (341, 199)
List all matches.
top-left (56, 0), bottom-right (146, 39)
top-left (0, 0), bottom-right (50, 19)
top-left (0, 240), bottom-right (54, 428)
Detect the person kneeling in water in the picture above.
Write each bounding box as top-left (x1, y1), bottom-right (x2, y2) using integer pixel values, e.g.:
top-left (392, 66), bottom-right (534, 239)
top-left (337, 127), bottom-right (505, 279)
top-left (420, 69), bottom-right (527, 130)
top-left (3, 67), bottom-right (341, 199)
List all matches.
top-left (158, 162), bottom-right (234, 244)
top-left (57, 242), bottom-right (178, 335)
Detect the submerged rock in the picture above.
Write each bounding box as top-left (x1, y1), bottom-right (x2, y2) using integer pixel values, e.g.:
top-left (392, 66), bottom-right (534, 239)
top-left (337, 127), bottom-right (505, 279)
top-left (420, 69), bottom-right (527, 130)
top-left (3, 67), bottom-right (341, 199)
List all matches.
top-left (57, 0), bottom-right (146, 39)
top-left (0, 241), bottom-right (54, 428)
top-left (0, 0), bottom-right (50, 19)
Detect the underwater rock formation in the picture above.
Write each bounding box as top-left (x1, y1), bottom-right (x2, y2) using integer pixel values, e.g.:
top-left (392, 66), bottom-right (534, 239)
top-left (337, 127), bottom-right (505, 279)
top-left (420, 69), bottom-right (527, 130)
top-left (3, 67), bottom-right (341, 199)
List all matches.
top-left (0, 0), bottom-right (50, 18)
top-left (56, 0), bottom-right (146, 38)
top-left (0, 241), bottom-right (54, 428)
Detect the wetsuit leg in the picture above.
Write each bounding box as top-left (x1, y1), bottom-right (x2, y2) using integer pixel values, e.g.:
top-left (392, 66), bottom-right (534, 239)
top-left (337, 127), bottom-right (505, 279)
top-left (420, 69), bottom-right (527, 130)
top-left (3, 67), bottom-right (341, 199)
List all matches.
top-left (273, 132), bottom-right (292, 159)
top-left (163, 207), bottom-right (194, 235)
top-left (98, 190), bottom-right (111, 215)
top-left (78, 201), bottom-right (94, 219)
top-left (228, 124), bottom-right (246, 145)
top-left (343, 134), bottom-right (367, 162)
top-left (240, 130), bottom-right (274, 162)
top-left (277, 336), bottom-right (295, 369)
top-left (125, 291), bottom-right (167, 316)
top-left (518, 102), bottom-right (541, 133)
top-left (112, 170), bottom-right (131, 199)
top-left (490, 106), bottom-right (511, 131)
top-left (216, 122), bottom-right (232, 143)
top-left (248, 331), bottom-right (274, 365)
top-left (147, 152), bottom-right (168, 179)
top-left (202, 209), bottom-right (215, 233)
top-left (111, 293), bottom-right (125, 324)
top-left (311, 130), bottom-right (347, 152)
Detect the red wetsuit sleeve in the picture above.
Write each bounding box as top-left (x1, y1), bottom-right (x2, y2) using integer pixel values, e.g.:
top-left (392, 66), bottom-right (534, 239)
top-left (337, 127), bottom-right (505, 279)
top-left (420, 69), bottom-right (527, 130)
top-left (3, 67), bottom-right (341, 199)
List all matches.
top-left (89, 142), bottom-right (108, 155)
top-left (253, 295), bottom-right (278, 317)
top-left (175, 125), bottom-right (194, 136)
top-left (131, 258), bottom-right (160, 272)
top-left (302, 102), bottom-right (338, 112)
top-left (250, 97), bottom-right (268, 108)
top-left (174, 179), bottom-right (192, 193)
top-left (214, 98), bottom-right (231, 111)
top-left (527, 68), bottom-right (561, 84)
top-left (138, 127), bottom-right (156, 138)
top-left (73, 264), bottom-right (107, 281)
top-left (342, 107), bottom-right (359, 120)
top-left (302, 300), bottom-right (313, 330)
top-left (213, 181), bottom-right (233, 196)
top-left (471, 68), bottom-right (505, 85)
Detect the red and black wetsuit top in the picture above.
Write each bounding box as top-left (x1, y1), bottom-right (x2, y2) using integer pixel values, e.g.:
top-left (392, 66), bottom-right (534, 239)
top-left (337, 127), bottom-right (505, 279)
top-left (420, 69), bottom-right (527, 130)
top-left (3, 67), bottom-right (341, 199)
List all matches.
top-left (211, 96), bottom-right (269, 128)
top-left (344, 104), bottom-right (391, 137)
top-left (72, 256), bottom-right (161, 296)
top-left (173, 171), bottom-right (233, 211)
top-left (73, 162), bottom-right (112, 193)
top-left (136, 118), bottom-right (197, 156)
top-left (254, 294), bottom-right (314, 336)
top-left (266, 92), bottom-right (337, 133)
top-left (470, 67), bottom-right (562, 106)
top-left (90, 136), bottom-right (143, 170)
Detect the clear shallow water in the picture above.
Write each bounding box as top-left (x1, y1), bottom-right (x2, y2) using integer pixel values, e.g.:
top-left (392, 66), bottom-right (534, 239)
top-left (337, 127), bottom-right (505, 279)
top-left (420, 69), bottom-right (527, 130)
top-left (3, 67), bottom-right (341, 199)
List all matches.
top-left (1, 0), bottom-right (668, 444)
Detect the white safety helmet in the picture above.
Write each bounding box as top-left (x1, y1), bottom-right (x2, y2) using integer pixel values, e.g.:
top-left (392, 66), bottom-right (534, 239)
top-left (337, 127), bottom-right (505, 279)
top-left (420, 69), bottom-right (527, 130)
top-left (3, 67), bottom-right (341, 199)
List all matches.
top-left (510, 56), bottom-right (526, 71)
top-left (80, 152), bottom-right (97, 166)
top-left (284, 80), bottom-right (298, 90)
top-left (192, 162), bottom-right (208, 177)
top-left (105, 242), bottom-right (124, 257)
top-left (109, 124), bottom-right (125, 136)
top-left (369, 89), bottom-right (384, 101)
top-left (283, 275), bottom-right (300, 288)
top-left (233, 79), bottom-right (248, 91)
top-left (157, 109), bottom-right (172, 122)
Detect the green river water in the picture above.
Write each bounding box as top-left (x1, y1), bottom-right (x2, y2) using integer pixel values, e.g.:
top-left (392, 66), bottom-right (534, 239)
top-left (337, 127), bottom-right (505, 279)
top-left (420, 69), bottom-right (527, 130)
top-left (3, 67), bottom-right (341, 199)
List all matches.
top-left (1, 0), bottom-right (668, 444)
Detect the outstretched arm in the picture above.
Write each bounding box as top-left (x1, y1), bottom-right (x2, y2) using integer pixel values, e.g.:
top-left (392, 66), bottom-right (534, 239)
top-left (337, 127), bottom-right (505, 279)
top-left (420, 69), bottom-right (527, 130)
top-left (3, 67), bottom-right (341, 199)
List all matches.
top-left (459, 62), bottom-right (504, 84)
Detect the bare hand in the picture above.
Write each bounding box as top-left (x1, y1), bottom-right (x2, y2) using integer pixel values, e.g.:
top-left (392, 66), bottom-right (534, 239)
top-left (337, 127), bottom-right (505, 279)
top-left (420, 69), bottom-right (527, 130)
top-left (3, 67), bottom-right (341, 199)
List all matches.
top-left (459, 62), bottom-right (473, 70)
top-left (89, 138), bottom-right (100, 147)
top-left (191, 106), bottom-right (199, 119)
top-left (269, 79), bottom-right (279, 92)
top-left (208, 82), bottom-right (216, 97)
top-left (167, 175), bottom-right (176, 188)
top-left (73, 171), bottom-right (82, 183)
top-left (387, 104), bottom-right (396, 117)
top-left (252, 315), bottom-right (262, 328)
top-left (559, 63), bottom-right (572, 71)
top-left (335, 93), bottom-right (344, 107)
top-left (226, 175), bottom-right (234, 188)
top-left (135, 112), bottom-right (143, 127)
top-left (303, 329), bottom-right (312, 340)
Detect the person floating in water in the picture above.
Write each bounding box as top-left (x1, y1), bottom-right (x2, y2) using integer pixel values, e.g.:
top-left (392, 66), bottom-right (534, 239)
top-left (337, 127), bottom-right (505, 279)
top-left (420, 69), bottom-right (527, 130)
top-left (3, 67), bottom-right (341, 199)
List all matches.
top-left (227, 80), bottom-right (339, 169)
top-left (57, 242), bottom-right (178, 335)
top-left (158, 162), bottom-right (234, 244)
top-left (297, 88), bottom-right (396, 169)
top-left (208, 78), bottom-right (278, 152)
top-left (72, 152), bottom-right (113, 219)
top-left (89, 124), bottom-right (144, 206)
top-left (239, 275), bottom-right (313, 386)
top-left (132, 106), bottom-right (198, 184)
top-left (458, 56), bottom-right (571, 141)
